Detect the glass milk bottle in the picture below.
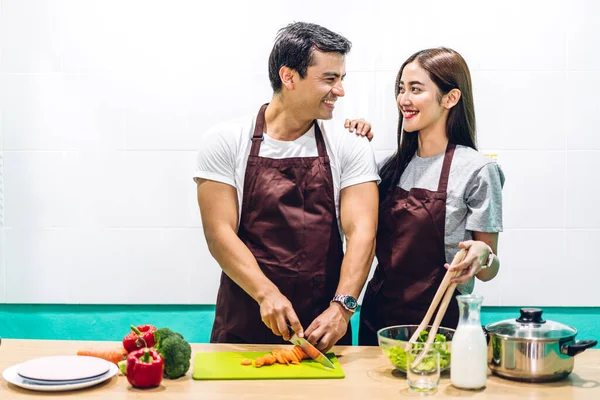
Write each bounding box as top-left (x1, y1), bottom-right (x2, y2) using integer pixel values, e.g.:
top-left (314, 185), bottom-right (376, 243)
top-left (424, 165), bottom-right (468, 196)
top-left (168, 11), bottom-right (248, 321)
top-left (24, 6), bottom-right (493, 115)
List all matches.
top-left (450, 294), bottom-right (488, 389)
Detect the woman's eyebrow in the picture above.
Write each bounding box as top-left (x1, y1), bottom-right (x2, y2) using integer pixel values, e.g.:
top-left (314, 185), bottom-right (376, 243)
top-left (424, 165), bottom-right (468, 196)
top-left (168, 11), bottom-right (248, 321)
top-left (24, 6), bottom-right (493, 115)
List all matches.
top-left (399, 80), bottom-right (424, 86)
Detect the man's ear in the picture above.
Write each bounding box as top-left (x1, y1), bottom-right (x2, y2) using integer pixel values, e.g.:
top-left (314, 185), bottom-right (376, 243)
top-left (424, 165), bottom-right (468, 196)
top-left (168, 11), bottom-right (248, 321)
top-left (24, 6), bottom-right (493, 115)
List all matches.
top-left (279, 66), bottom-right (296, 91)
top-left (443, 88), bottom-right (462, 110)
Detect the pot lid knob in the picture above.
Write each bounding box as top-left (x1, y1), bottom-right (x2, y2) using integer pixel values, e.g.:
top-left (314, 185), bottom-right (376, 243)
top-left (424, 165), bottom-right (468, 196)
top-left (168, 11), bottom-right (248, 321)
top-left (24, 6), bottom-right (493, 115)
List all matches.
top-left (516, 308), bottom-right (546, 324)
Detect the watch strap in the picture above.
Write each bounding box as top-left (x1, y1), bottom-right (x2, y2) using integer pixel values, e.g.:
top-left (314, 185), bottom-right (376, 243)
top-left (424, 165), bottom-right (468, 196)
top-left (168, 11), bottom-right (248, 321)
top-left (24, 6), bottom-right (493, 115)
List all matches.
top-left (482, 245), bottom-right (495, 269)
top-left (331, 295), bottom-right (357, 313)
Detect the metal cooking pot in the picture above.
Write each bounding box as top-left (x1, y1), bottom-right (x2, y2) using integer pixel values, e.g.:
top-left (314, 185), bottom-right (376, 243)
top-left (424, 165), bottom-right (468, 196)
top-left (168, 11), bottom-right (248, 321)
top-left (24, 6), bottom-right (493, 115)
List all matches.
top-left (484, 308), bottom-right (597, 382)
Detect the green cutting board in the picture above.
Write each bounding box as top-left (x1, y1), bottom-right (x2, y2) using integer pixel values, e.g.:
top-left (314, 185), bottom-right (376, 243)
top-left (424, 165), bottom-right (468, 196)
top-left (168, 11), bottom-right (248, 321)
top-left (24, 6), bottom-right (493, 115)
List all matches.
top-left (192, 351), bottom-right (345, 380)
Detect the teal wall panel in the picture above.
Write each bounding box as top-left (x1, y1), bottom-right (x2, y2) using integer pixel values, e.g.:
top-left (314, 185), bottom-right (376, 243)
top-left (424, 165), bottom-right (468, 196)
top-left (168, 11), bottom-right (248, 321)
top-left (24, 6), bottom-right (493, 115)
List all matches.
top-left (0, 305), bottom-right (598, 347)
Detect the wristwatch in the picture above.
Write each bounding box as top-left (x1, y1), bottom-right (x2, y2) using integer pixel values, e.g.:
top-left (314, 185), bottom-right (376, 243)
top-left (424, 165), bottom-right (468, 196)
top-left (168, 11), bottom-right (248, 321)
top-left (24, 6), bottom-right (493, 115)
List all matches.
top-left (331, 295), bottom-right (358, 313)
top-left (482, 245), bottom-right (495, 269)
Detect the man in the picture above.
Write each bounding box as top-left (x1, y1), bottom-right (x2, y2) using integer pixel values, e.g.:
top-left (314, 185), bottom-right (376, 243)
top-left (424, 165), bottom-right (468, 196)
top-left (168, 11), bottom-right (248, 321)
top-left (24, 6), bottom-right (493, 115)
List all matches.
top-left (194, 22), bottom-right (379, 352)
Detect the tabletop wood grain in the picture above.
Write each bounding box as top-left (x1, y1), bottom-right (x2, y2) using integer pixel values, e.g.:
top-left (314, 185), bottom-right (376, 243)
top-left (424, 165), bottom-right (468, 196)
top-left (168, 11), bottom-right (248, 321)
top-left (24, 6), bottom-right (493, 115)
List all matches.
top-left (1, 339), bottom-right (598, 399)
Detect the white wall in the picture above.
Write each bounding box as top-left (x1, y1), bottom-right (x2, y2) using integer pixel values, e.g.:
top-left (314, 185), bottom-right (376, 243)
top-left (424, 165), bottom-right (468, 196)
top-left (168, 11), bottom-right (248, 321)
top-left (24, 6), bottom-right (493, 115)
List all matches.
top-left (1, 0), bottom-right (598, 306)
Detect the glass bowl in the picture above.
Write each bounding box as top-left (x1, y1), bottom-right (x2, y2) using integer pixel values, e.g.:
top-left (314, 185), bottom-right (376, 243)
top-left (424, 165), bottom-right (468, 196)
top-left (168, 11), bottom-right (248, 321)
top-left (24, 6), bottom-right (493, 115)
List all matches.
top-left (377, 325), bottom-right (455, 372)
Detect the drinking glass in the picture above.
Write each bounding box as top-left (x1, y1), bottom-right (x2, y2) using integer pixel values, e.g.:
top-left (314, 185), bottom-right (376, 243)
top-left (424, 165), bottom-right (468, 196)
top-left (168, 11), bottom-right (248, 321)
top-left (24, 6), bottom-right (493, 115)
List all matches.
top-left (406, 348), bottom-right (440, 394)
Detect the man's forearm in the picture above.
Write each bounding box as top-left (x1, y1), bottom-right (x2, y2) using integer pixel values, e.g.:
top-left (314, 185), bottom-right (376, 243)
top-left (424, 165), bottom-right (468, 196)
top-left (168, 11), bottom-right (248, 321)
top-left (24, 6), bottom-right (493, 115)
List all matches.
top-left (205, 226), bottom-right (279, 303)
top-left (328, 231), bottom-right (375, 322)
top-left (333, 181), bottom-right (379, 320)
top-left (335, 232), bottom-right (376, 300)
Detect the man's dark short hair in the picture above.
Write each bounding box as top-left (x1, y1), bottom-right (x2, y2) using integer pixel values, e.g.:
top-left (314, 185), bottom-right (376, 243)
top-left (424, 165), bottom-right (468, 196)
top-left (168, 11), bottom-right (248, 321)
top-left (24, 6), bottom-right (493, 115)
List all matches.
top-left (268, 22), bottom-right (352, 93)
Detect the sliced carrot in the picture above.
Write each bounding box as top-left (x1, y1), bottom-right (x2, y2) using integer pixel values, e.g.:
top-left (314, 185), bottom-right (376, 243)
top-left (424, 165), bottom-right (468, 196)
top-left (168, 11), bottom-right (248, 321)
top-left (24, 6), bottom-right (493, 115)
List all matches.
top-left (263, 354), bottom-right (277, 365)
top-left (272, 349), bottom-right (287, 365)
top-left (300, 343), bottom-right (321, 360)
top-left (288, 351), bottom-right (299, 364)
top-left (281, 349), bottom-right (296, 364)
top-left (254, 356), bottom-right (265, 368)
top-left (293, 345), bottom-right (309, 360)
top-left (291, 346), bottom-right (301, 361)
top-left (77, 347), bottom-right (127, 366)
top-left (247, 348), bottom-right (308, 368)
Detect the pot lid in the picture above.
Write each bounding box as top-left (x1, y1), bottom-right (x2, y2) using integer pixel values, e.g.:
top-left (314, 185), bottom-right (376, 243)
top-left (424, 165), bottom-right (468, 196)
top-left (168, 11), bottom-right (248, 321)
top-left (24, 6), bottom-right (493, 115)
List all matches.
top-left (485, 308), bottom-right (577, 340)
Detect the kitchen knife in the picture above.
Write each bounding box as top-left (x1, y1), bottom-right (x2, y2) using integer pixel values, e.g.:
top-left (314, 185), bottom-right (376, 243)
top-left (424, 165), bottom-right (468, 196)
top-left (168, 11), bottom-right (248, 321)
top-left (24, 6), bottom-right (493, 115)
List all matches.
top-left (287, 326), bottom-right (335, 370)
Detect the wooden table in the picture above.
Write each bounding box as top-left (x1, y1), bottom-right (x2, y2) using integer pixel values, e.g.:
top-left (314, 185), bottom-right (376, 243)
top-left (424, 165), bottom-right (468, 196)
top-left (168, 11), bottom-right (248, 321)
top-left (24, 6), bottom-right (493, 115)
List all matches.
top-left (1, 339), bottom-right (599, 399)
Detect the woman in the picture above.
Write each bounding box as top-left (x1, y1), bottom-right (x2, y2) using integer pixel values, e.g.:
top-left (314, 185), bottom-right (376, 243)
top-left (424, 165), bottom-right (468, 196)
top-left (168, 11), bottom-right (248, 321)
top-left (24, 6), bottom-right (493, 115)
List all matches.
top-left (356, 48), bottom-right (505, 345)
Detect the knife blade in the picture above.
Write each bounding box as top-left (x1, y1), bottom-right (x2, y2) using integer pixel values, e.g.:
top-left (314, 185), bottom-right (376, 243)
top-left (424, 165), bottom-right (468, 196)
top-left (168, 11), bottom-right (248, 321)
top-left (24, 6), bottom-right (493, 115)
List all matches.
top-left (287, 326), bottom-right (335, 370)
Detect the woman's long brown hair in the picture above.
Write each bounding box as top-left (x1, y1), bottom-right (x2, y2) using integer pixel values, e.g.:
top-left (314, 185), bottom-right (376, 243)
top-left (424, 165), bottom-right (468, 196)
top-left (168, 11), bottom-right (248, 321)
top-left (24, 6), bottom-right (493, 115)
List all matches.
top-left (378, 48), bottom-right (477, 199)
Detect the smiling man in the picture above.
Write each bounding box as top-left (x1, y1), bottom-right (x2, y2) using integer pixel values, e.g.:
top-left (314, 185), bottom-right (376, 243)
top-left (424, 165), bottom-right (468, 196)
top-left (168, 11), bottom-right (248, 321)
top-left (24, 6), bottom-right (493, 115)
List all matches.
top-left (194, 22), bottom-right (379, 352)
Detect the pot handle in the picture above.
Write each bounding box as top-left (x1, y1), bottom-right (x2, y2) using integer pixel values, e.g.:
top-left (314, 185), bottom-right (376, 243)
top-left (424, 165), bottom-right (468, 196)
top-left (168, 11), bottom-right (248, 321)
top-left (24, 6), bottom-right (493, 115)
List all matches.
top-left (561, 340), bottom-right (598, 357)
top-left (481, 325), bottom-right (490, 344)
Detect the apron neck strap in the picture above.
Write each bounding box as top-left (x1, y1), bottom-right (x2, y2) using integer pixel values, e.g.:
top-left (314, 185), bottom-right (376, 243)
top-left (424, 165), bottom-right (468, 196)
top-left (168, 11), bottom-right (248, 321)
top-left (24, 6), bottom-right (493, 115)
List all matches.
top-left (314, 122), bottom-right (328, 160)
top-left (250, 103), bottom-right (327, 159)
top-left (250, 104), bottom-right (269, 156)
top-left (437, 142), bottom-right (456, 193)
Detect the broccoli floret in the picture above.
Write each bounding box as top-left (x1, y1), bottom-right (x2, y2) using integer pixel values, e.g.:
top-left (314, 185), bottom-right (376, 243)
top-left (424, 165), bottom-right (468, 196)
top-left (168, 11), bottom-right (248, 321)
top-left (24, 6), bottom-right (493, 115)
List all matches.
top-left (153, 328), bottom-right (192, 379)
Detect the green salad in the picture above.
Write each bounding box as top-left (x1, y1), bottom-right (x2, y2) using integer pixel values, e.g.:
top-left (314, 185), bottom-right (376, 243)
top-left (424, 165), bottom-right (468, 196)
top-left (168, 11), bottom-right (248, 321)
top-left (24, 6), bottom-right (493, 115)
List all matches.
top-left (384, 330), bottom-right (451, 370)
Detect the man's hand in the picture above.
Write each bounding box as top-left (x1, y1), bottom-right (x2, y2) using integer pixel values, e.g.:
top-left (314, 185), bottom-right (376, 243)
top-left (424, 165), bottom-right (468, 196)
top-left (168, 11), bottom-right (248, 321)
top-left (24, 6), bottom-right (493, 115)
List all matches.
top-left (259, 291), bottom-right (303, 341)
top-left (344, 118), bottom-right (374, 141)
top-left (303, 304), bottom-right (351, 353)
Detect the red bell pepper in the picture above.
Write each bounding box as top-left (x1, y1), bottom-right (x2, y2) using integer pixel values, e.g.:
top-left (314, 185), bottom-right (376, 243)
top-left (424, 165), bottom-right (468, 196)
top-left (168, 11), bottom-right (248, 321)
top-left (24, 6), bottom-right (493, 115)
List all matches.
top-left (123, 324), bottom-right (157, 353)
top-left (126, 348), bottom-right (164, 388)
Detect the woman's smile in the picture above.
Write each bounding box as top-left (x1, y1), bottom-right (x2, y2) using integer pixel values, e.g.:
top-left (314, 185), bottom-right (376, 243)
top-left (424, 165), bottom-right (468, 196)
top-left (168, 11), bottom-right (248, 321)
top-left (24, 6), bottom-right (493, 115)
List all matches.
top-left (402, 109), bottom-right (419, 119)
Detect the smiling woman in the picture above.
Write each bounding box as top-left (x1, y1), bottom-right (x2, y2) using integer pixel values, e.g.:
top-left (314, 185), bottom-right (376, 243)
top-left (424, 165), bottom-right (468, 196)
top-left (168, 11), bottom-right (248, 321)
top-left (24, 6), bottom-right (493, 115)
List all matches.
top-left (357, 48), bottom-right (505, 346)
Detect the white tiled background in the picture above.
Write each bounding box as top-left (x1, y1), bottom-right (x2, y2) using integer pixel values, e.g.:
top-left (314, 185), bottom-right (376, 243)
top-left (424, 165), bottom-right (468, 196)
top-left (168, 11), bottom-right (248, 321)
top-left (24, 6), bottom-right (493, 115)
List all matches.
top-left (0, 0), bottom-right (598, 306)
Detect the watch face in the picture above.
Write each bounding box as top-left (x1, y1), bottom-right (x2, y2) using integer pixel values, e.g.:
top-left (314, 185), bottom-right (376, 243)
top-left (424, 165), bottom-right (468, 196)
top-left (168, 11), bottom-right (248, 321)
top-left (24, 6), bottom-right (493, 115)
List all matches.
top-left (344, 296), bottom-right (357, 310)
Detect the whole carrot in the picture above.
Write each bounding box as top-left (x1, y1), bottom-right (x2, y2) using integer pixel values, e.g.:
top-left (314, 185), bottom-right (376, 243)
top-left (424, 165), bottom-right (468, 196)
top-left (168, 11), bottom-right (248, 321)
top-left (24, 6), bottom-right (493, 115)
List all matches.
top-left (77, 347), bottom-right (128, 365)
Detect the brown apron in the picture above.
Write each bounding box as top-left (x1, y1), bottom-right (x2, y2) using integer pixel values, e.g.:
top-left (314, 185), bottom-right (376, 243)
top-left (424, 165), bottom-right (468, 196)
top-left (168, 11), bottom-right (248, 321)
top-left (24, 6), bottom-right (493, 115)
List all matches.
top-left (359, 143), bottom-right (459, 346)
top-left (211, 104), bottom-right (352, 345)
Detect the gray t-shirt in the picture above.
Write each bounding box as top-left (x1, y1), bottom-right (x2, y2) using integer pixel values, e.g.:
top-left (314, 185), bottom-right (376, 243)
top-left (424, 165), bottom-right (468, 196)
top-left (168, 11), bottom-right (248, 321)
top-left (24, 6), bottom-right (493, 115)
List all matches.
top-left (395, 145), bottom-right (505, 294)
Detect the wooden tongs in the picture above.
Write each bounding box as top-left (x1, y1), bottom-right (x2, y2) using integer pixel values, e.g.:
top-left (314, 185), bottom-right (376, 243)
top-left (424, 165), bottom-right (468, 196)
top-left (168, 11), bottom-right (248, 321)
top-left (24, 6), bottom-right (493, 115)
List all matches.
top-left (406, 248), bottom-right (468, 368)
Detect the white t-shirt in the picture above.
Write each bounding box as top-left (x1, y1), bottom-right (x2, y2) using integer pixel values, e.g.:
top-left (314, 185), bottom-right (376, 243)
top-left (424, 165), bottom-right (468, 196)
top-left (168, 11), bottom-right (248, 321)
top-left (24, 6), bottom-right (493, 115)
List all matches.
top-left (193, 113), bottom-right (380, 237)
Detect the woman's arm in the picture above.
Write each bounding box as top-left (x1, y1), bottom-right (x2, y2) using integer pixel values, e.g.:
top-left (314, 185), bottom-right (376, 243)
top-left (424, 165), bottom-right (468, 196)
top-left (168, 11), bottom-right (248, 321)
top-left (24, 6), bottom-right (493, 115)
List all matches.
top-left (472, 231), bottom-right (500, 281)
top-left (447, 232), bottom-right (500, 283)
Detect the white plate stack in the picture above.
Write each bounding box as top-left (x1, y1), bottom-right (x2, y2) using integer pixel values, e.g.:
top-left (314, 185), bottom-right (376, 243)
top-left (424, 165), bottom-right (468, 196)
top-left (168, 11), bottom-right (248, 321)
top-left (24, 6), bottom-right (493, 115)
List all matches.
top-left (3, 355), bottom-right (118, 392)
